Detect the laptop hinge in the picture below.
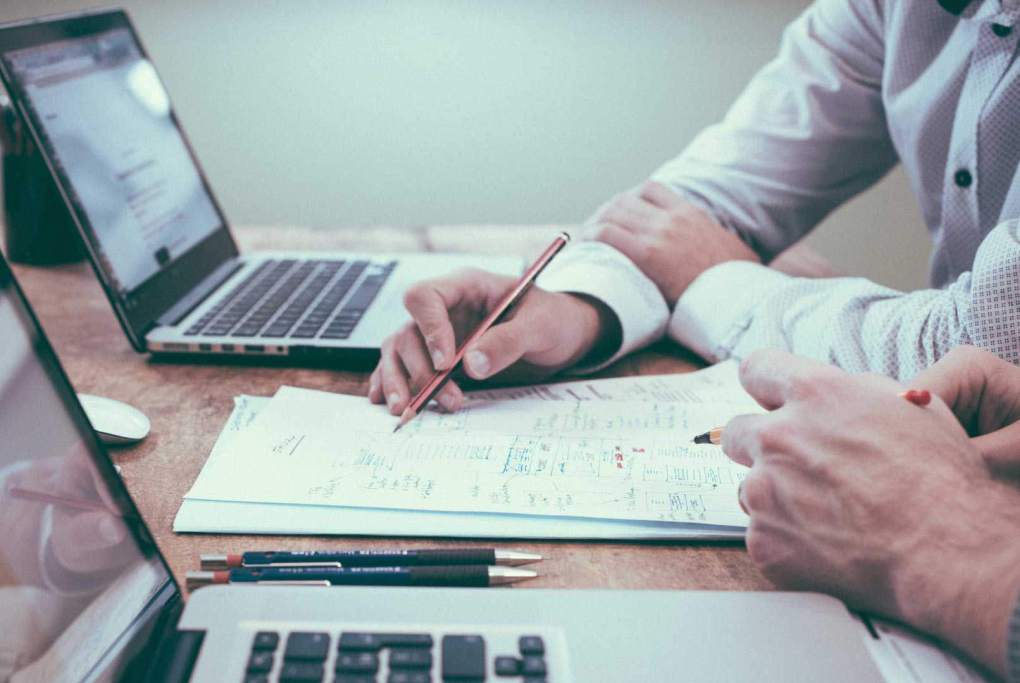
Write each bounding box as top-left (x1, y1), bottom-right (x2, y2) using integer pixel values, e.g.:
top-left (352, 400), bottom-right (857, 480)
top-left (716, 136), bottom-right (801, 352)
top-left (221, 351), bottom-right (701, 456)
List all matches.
top-left (152, 629), bottom-right (206, 683)
top-left (156, 257), bottom-right (244, 328)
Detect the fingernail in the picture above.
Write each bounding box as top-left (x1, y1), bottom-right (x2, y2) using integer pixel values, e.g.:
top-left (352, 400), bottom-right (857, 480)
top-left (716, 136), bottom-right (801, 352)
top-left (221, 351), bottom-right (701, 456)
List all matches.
top-left (388, 393), bottom-right (401, 407)
top-left (431, 348), bottom-right (446, 369)
top-left (438, 393), bottom-right (458, 411)
top-left (466, 350), bottom-right (490, 377)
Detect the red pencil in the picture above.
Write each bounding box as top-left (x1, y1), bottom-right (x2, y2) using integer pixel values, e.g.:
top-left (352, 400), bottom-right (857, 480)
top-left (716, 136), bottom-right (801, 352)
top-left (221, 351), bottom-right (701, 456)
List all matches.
top-left (393, 231), bottom-right (571, 432)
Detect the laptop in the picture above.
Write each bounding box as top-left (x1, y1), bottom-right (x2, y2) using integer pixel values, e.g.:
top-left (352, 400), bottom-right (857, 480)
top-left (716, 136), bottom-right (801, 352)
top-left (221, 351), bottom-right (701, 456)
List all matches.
top-left (0, 8), bottom-right (520, 363)
top-left (0, 249), bottom-right (896, 682)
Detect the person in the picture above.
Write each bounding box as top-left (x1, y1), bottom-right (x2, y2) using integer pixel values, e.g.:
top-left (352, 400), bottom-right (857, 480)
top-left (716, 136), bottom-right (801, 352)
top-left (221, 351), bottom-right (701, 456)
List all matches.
top-left (721, 345), bottom-right (1020, 680)
top-left (368, 0), bottom-right (1020, 415)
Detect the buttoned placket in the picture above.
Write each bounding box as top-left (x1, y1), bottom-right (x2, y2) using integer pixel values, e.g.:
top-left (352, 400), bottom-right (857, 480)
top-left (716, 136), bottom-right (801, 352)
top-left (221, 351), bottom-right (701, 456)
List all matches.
top-left (938, 1), bottom-right (1020, 277)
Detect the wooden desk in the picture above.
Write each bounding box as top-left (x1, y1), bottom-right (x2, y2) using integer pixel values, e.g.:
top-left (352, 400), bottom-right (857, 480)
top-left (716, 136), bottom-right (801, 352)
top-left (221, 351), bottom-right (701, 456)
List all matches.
top-left (10, 224), bottom-right (835, 595)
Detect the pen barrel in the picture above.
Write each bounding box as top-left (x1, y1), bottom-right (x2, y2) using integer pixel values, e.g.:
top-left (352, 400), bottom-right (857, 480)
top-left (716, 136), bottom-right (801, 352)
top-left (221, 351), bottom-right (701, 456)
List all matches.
top-left (242, 549), bottom-right (496, 567)
top-left (229, 565), bottom-right (491, 587)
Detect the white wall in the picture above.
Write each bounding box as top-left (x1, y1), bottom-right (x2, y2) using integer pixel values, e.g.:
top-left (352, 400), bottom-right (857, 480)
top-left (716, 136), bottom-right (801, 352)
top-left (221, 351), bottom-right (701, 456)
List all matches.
top-left (0, 0), bottom-right (929, 289)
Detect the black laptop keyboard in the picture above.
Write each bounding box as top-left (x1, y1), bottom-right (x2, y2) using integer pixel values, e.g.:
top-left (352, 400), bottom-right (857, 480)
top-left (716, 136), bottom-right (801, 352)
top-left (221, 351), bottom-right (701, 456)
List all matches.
top-left (243, 630), bottom-right (550, 683)
top-left (184, 259), bottom-right (396, 341)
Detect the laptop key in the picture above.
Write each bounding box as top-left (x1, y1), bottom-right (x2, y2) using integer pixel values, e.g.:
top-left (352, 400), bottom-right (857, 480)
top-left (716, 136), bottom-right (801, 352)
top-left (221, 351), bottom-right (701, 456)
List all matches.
top-left (279, 661), bottom-right (325, 683)
top-left (441, 635), bottom-right (485, 680)
top-left (285, 632), bottom-right (330, 660)
top-left (521, 656), bottom-right (546, 676)
top-left (389, 649), bottom-right (432, 669)
top-left (494, 656), bottom-right (520, 676)
top-left (387, 673), bottom-right (430, 683)
top-left (338, 632), bottom-right (433, 651)
top-left (247, 651), bottom-right (274, 672)
top-left (335, 652), bottom-right (379, 673)
top-left (518, 636), bottom-right (544, 656)
top-left (333, 676), bottom-right (376, 683)
top-left (252, 631), bottom-right (280, 651)
top-left (243, 675), bottom-right (269, 683)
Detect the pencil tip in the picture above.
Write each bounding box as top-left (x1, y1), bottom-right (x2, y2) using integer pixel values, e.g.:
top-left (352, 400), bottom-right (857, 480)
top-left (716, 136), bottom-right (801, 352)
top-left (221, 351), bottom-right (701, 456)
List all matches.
top-left (392, 423), bottom-right (402, 434)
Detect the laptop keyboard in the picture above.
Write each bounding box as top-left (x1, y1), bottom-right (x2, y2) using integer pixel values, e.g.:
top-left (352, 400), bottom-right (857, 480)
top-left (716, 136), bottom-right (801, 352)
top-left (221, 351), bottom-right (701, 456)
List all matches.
top-left (241, 627), bottom-right (561, 682)
top-left (184, 259), bottom-right (396, 341)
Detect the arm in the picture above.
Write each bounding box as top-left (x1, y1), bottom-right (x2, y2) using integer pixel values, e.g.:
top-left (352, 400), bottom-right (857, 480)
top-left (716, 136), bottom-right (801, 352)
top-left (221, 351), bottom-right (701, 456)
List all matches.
top-left (723, 349), bottom-right (1020, 679)
top-left (670, 220), bottom-right (1020, 380)
top-left (538, 0), bottom-right (898, 369)
top-left (652, 0), bottom-right (897, 259)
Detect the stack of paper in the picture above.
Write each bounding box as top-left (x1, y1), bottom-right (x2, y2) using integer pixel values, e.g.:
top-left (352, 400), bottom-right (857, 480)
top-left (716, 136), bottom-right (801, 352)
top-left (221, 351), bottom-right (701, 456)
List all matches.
top-left (175, 362), bottom-right (762, 539)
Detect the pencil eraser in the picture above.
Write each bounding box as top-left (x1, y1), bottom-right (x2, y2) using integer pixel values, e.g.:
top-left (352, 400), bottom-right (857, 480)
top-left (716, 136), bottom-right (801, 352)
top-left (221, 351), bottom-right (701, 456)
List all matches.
top-left (212, 571), bottom-right (230, 584)
top-left (226, 554), bottom-right (243, 568)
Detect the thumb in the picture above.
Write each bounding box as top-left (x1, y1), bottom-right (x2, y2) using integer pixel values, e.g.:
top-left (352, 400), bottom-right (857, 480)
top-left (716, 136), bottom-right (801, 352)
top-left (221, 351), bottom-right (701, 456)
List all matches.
top-left (462, 316), bottom-right (541, 380)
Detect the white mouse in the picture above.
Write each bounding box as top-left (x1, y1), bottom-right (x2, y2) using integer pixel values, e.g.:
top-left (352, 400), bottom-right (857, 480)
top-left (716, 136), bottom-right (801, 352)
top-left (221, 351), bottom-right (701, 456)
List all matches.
top-left (77, 394), bottom-right (151, 446)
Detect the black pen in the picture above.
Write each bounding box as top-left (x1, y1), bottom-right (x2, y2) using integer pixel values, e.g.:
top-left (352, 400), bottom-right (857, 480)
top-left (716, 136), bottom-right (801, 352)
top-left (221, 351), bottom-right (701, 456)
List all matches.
top-left (200, 548), bottom-right (542, 570)
top-left (185, 565), bottom-right (537, 591)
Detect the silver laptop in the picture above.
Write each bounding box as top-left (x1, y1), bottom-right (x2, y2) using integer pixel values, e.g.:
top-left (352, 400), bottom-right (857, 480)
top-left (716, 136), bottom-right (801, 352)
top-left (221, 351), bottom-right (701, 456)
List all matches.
top-left (0, 247), bottom-right (898, 682)
top-left (0, 9), bottom-right (519, 363)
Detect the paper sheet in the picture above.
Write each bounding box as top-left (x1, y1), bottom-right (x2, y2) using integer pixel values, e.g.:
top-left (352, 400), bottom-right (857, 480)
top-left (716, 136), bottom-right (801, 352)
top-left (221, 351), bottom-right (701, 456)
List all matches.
top-left (186, 371), bottom-right (756, 526)
top-left (176, 395), bottom-right (744, 539)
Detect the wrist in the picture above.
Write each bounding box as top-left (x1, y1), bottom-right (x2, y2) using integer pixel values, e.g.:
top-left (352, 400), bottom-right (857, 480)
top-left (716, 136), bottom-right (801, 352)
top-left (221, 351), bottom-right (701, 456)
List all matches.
top-left (894, 482), bottom-right (1020, 677)
top-left (563, 293), bottom-right (622, 369)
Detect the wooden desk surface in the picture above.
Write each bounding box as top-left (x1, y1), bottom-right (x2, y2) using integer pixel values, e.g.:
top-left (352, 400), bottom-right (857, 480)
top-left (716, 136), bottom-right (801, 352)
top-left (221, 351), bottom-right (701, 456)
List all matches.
top-left (10, 224), bottom-right (835, 595)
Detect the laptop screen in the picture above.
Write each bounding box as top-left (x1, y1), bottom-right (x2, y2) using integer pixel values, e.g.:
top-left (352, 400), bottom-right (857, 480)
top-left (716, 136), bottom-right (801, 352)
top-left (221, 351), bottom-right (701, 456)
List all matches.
top-left (0, 10), bottom-right (239, 349)
top-left (3, 27), bottom-right (221, 294)
top-left (0, 256), bottom-right (177, 681)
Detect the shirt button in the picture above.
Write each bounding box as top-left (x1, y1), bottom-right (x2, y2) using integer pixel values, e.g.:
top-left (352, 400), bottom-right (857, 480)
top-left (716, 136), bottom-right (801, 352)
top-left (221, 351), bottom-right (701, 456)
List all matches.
top-left (992, 23), bottom-right (1013, 37)
top-left (954, 168), bottom-right (973, 188)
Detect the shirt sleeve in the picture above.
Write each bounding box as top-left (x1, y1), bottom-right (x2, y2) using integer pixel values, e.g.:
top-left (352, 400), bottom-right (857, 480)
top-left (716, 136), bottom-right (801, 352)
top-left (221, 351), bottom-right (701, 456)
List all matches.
top-left (536, 240), bottom-right (669, 372)
top-left (652, 0), bottom-right (898, 260)
top-left (669, 220), bottom-right (1020, 381)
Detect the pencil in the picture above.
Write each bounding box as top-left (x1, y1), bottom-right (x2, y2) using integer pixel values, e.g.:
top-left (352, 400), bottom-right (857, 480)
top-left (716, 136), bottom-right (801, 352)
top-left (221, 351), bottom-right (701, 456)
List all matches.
top-left (393, 231), bottom-right (571, 432)
top-left (690, 388), bottom-right (933, 446)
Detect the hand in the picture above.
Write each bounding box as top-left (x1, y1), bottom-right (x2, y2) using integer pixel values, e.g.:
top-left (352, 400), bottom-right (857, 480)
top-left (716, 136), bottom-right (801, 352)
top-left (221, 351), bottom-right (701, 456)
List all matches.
top-left (722, 349), bottom-right (1020, 678)
top-left (586, 181), bottom-right (759, 302)
top-left (368, 268), bottom-right (617, 415)
top-left (910, 346), bottom-right (1020, 476)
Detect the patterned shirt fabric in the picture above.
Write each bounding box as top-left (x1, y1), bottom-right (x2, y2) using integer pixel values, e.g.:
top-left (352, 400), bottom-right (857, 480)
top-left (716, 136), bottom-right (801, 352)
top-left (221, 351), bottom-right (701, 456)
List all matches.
top-left (537, 0), bottom-right (1020, 381)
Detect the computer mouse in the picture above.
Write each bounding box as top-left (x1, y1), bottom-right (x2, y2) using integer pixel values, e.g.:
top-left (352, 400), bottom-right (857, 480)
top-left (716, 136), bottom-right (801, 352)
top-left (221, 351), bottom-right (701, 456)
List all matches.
top-left (77, 394), bottom-right (151, 446)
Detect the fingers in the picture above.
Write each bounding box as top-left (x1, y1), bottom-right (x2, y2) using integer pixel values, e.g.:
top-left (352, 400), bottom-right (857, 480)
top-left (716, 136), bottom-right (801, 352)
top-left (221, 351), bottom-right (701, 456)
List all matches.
top-left (596, 193), bottom-right (663, 233)
top-left (721, 413), bottom-right (772, 467)
top-left (737, 349), bottom-right (837, 411)
top-left (591, 223), bottom-right (648, 264)
top-left (973, 422), bottom-right (1020, 476)
top-left (638, 180), bottom-right (686, 209)
top-left (50, 510), bottom-right (128, 573)
top-left (377, 327), bottom-right (464, 414)
top-left (402, 275), bottom-right (477, 370)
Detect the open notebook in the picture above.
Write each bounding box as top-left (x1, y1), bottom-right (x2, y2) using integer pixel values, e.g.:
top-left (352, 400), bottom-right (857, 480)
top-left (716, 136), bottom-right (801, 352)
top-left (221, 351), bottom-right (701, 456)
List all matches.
top-left (175, 361), bottom-right (760, 539)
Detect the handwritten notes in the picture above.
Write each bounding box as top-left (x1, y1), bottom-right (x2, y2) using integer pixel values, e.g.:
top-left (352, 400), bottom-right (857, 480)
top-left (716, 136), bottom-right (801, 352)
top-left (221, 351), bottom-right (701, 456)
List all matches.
top-left (186, 364), bottom-right (758, 527)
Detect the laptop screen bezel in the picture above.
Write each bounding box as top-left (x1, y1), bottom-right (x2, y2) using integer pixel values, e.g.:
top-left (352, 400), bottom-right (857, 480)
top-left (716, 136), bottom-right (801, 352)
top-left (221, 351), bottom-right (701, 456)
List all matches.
top-left (0, 8), bottom-right (240, 351)
top-left (0, 247), bottom-right (184, 679)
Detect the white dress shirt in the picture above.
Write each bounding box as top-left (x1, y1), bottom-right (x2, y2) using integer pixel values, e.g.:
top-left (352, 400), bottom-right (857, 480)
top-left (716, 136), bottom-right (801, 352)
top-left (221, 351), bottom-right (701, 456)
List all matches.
top-left (536, 0), bottom-right (1020, 381)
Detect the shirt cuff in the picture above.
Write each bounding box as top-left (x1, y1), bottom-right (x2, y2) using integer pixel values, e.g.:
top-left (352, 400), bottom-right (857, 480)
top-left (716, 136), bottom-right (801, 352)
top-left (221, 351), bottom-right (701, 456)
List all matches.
top-left (1009, 591), bottom-right (1020, 683)
top-left (670, 260), bottom-right (793, 363)
top-left (537, 240), bottom-right (669, 372)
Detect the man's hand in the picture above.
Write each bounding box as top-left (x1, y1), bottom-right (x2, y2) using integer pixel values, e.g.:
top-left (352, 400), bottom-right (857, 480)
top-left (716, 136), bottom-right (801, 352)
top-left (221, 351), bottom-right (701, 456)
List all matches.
top-left (911, 345), bottom-right (1020, 476)
top-left (368, 268), bottom-right (617, 415)
top-left (587, 180), bottom-right (759, 302)
top-left (722, 349), bottom-right (1020, 678)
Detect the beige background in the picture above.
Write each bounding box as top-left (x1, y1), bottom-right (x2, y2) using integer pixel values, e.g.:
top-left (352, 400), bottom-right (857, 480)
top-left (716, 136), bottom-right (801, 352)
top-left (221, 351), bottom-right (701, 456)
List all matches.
top-left (0, 0), bottom-right (929, 290)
